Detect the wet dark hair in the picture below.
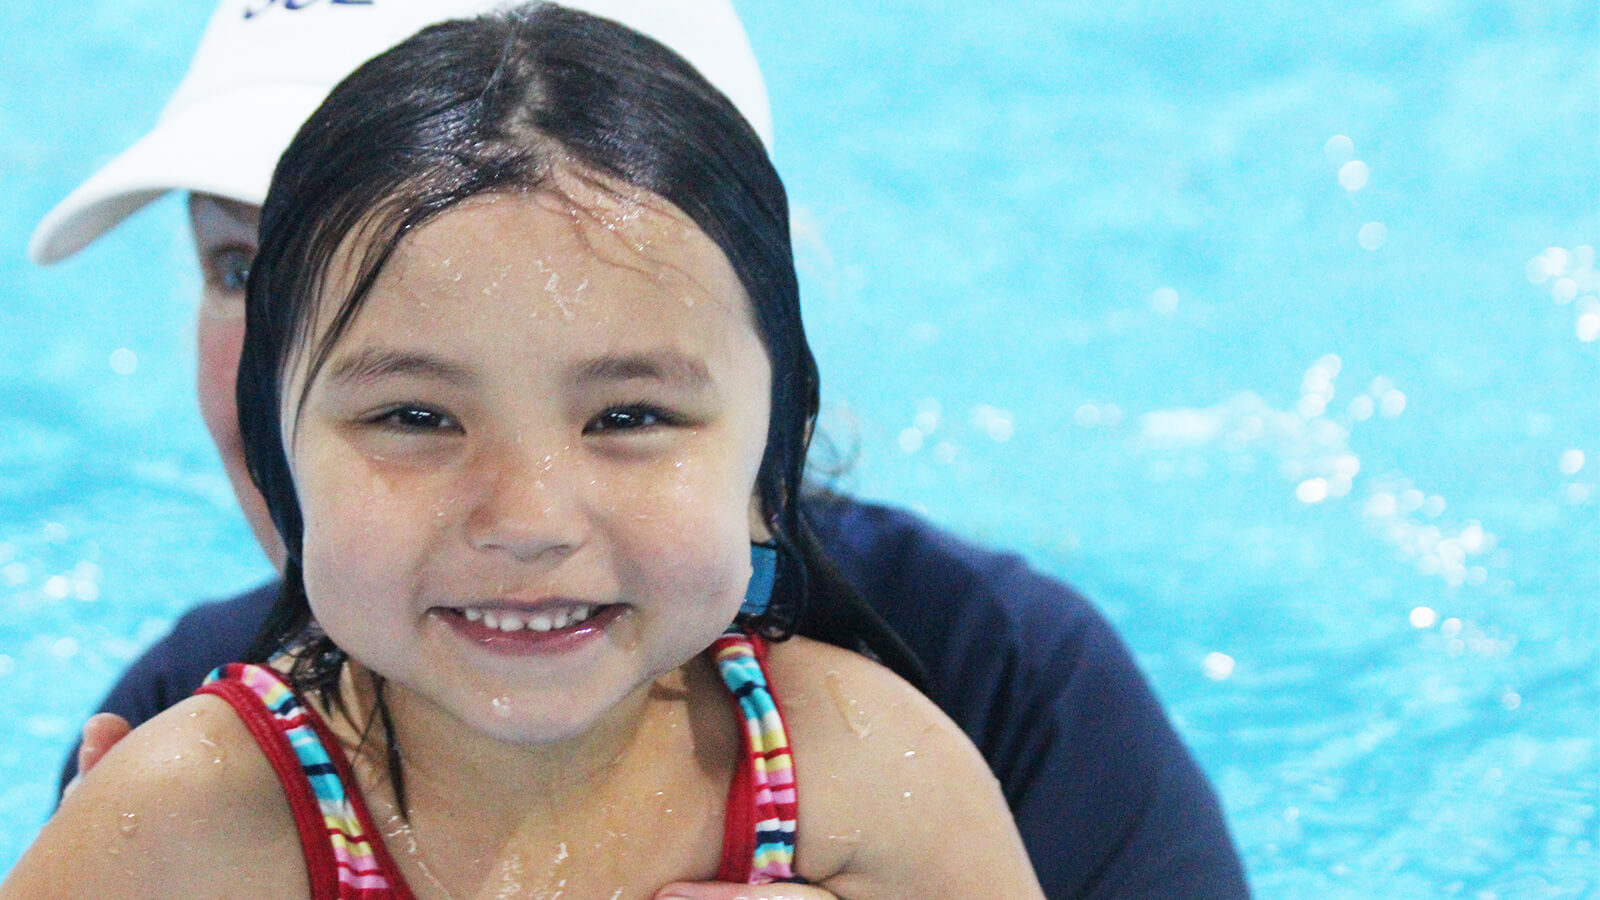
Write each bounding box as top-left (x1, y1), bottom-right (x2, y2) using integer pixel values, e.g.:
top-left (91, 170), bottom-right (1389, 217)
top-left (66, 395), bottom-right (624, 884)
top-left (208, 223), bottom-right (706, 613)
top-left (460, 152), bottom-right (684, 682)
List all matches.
top-left (236, 2), bottom-right (922, 785)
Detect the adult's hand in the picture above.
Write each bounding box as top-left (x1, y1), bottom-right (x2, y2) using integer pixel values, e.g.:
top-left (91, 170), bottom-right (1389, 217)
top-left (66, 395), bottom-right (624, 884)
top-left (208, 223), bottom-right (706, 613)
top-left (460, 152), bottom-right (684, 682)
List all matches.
top-left (655, 882), bottom-right (839, 900)
top-left (60, 713), bottom-right (132, 800)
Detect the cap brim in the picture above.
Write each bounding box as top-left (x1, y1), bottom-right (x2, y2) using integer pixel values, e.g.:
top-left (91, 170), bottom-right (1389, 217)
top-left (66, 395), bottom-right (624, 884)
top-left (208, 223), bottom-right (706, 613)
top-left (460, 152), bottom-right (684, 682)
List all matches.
top-left (29, 83), bottom-right (330, 265)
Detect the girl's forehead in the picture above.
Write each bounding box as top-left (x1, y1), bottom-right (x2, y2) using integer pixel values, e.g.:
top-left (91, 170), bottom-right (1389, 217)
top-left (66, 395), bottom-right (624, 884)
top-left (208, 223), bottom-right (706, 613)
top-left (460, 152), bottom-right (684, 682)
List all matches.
top-left (310, 176), bottom-right (743, 323)
top-left (301, 182), bottom-right (755, 366)
top-left (407, 186), bottom-right (710, 280)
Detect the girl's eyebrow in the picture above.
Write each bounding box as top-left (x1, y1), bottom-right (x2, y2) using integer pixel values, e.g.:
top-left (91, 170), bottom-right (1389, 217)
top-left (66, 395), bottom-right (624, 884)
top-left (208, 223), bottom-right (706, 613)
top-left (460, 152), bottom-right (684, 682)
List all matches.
top-left (572, 351), bottom-right (711, 388)
top-left (325, 346), bottom-right (477, 387)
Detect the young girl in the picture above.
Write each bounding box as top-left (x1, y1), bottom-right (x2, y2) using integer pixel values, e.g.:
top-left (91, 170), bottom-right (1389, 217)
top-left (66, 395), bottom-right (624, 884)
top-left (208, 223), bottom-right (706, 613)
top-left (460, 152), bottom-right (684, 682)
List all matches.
top-left (2, 5), bottom-right (1044, 898)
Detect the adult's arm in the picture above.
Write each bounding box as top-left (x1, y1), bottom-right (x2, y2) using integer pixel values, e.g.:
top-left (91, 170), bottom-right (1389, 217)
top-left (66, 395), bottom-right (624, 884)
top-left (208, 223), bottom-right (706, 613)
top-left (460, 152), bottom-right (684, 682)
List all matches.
top-left (808, 496), bottom-right (1250, 899)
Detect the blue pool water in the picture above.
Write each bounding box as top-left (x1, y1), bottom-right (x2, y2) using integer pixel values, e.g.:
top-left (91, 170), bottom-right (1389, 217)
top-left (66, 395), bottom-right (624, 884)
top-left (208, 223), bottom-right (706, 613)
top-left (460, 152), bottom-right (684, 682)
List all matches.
top-left (2, 0), bottom-right (1596, 894)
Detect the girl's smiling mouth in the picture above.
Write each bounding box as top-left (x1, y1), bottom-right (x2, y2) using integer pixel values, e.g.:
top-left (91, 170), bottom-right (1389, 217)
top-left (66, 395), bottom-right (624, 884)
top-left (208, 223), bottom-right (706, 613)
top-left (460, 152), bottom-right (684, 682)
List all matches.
top-left (435, 602), bottom-right (628, 655)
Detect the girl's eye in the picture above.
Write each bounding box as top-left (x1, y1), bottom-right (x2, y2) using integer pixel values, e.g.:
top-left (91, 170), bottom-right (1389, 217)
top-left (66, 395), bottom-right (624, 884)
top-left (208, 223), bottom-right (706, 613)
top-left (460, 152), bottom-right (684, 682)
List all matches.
top-left (373, 406), bottom-right (460, 432)
top-left (585, 405), bottom-right (675, 434)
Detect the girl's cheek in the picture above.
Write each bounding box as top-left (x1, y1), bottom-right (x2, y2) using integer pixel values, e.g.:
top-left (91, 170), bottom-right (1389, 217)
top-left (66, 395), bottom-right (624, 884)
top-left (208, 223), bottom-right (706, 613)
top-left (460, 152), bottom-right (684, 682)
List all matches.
top-left (301, 490), bottom-right (431, 633)
top-left (612, 454), bottom-right (754, 597)
top-left (297, 443), bottom-right (418, 576)
top-left (599, 448), bottom-right (750, 536)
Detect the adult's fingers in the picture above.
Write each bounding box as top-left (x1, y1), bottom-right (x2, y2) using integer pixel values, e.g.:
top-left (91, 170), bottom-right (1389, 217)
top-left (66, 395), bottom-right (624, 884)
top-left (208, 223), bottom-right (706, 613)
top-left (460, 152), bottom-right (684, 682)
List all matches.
top-left (655, 881), bottom-right (840, 900)
top-left (62, 713), bottom-right (132, 802)
top-left (77, 713), bottom-right (133, 776)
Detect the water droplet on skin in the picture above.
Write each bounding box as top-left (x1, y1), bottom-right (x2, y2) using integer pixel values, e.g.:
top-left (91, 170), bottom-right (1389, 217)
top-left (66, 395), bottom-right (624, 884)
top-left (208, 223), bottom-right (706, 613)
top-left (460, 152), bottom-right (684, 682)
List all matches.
top-left (491, 697), bottom-right (514, 718)
top-left (823, 670), bottom-right (873, 738)
top-left (610, 609), bottom-right (643, 651)
top-left (904, 749), bottom-right (917, 760)
top-left (901, 790), bottom-right (914, 803)
top-left (197, 737), bottom-right (227, 765)
top-left (119, 812), bottom-right (139, 836)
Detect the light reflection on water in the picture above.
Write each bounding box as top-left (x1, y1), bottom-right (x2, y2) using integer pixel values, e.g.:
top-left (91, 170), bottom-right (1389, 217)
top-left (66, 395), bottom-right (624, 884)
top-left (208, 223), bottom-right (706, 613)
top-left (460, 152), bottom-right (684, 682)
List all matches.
top-left (1, 0), bottom-right (1597, 895)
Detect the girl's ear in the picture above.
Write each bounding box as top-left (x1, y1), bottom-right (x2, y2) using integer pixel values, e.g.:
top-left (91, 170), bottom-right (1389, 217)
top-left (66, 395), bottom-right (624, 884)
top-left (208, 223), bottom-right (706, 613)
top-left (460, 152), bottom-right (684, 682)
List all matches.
top-left (747, 493), bottom-right (773, 543)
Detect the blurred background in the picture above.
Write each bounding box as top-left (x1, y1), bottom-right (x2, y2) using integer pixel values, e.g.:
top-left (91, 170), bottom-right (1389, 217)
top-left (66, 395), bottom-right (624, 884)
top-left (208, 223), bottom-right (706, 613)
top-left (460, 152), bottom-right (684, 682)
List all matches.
top-left (1, 0), bottom-right (1595, 895)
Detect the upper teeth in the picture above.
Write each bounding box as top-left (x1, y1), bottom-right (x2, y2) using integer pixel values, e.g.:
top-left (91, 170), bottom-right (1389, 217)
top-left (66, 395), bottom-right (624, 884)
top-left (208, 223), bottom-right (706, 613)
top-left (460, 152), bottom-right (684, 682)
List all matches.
top-left (461, 605), bottom-right (598, 632)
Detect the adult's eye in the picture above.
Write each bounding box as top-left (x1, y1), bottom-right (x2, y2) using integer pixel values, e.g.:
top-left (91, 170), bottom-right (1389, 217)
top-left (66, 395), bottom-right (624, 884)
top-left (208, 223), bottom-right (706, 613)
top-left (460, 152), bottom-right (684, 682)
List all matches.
top-left (207, 246), bottom-right (254, 293)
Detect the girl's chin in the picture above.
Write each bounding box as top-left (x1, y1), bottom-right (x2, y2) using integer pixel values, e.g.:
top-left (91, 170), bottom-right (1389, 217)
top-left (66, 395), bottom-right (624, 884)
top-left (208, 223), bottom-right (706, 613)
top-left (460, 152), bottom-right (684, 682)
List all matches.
top-left (449, 677), bottom-right (661, 750)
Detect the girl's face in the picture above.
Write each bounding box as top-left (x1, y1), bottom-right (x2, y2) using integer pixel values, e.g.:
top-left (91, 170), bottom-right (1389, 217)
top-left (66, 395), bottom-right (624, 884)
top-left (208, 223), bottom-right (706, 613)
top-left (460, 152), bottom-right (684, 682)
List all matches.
top-left (283, 181), bottom-right (772, 745)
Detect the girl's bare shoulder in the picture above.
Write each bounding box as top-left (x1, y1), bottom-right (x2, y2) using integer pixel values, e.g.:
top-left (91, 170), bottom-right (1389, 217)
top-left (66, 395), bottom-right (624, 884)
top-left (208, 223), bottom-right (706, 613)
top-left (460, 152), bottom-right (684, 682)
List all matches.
top-left (762, 635), bottom-right (960, 774)
top-left (764, 636), bottom-right (1044, 899)
top-left (0, 695), bottom-right (306, 900)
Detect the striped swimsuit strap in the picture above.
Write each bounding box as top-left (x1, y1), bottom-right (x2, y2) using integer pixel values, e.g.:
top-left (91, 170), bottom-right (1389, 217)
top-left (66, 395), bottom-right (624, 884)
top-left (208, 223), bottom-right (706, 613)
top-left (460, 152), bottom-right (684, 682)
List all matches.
top-left (710, 627), bottom-right (801, 884)
top-left (199, 635), bottom-right (799, 892)
top-left (198, 664), bottom-right (409, 900)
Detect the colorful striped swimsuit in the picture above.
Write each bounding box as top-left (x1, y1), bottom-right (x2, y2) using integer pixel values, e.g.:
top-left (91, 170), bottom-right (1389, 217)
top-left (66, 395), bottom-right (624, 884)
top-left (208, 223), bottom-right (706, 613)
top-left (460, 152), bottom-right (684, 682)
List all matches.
top-left (196, 628), bottom-right (800, 899)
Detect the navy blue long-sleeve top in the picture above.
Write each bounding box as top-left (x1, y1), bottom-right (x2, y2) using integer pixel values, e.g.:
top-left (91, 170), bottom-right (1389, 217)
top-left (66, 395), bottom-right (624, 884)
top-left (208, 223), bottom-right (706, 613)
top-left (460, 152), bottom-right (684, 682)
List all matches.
top-left (59, 497), bottom-right (1249, 898)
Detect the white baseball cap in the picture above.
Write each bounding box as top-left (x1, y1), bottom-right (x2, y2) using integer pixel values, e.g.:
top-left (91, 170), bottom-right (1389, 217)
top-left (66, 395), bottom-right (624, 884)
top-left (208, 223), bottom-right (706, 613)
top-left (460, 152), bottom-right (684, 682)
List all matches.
top-left (29, 0), bottom-right (772, 265)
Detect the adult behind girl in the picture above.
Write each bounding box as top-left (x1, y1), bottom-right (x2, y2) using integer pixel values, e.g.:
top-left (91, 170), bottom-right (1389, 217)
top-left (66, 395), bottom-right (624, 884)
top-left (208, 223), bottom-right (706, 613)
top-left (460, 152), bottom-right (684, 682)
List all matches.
top-left (4, 5), bottom-right (1043, 897)
top-left (33, 0), bottom-right (1249, 896)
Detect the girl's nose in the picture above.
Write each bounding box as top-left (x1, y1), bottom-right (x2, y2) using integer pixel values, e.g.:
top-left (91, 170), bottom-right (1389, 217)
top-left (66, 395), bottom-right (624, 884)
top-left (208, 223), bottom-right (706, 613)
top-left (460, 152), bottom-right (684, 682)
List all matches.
top-left (464, 445), bottom-right (589, 563)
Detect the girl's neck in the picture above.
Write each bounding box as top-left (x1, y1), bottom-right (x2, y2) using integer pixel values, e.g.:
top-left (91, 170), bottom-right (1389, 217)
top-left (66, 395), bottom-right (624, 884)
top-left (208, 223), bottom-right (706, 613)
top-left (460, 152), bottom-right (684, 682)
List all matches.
top-left (329, 655), bottom-right (729, 836)
top-left (307, 654), bottom-right (737, 899)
